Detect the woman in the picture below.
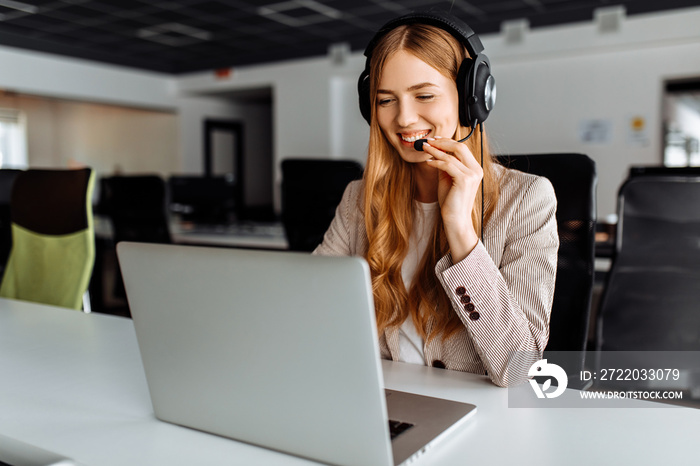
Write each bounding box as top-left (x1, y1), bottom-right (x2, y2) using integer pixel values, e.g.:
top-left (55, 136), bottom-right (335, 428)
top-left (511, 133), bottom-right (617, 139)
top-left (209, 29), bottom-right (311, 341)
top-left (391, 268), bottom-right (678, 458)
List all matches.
top-left (314, 12), bottom-right (558, 387)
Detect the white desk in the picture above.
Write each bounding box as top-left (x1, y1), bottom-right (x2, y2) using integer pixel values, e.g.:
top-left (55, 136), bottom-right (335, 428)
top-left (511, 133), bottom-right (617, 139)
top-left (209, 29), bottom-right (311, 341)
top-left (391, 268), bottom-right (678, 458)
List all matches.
top-left (94, 215), bottom-right (289, 250)
top-left (170, 221), bottom-right (288, 250)
top-left (1, 298), bottom-right (699, 466)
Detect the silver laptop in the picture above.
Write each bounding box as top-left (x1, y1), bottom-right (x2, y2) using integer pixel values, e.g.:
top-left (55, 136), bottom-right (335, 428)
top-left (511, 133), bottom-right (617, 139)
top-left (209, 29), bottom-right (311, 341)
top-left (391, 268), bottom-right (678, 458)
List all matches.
top-left (117, 242), bottom-right (476, 466)
top-left (0, 433), bottom-right (82, 466)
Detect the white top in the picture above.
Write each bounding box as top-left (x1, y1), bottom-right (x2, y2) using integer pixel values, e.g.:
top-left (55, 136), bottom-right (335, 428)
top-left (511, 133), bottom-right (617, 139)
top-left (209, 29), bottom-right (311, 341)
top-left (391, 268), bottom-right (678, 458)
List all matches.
top-left (399, 201), bottom-right (440, 365)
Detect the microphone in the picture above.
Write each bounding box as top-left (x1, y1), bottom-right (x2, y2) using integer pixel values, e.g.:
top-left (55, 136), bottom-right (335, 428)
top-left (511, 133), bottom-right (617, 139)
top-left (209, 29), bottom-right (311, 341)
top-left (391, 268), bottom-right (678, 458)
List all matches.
top-left (413, 139), bottom-right (428, 151)
top-left (413, 123), bottom-right (477, 151)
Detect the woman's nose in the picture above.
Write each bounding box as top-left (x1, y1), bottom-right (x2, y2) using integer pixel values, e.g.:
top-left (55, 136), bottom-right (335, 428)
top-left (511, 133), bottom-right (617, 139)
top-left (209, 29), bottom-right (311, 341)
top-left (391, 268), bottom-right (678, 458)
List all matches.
top-left (396, 101), bottom-right (419, 127)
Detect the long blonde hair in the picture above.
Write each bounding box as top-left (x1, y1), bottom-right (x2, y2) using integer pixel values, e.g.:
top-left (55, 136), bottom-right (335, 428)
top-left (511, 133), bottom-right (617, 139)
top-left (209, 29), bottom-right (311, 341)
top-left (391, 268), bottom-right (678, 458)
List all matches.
top-left (363, 23), bottom-right (500, 342)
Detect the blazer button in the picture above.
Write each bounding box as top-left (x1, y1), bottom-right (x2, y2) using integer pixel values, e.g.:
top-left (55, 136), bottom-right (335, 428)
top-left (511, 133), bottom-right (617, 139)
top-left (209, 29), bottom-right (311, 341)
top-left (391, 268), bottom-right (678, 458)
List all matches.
top-left (455, 286), bottom-right (466, 296)
top-left (469, 311), bottom-right (480, 321)
top-left (465, 303), bottom-right (475, 313)
top-left (460, 295), bottom-right (471, 304)
top-left (432, 360), bottom-right (446, 369)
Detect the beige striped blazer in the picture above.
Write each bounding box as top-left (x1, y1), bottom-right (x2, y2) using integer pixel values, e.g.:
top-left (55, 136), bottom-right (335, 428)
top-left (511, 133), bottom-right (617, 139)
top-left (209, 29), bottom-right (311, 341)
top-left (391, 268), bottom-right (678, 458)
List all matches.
top-left (313, 163), bottom-right (559, 387)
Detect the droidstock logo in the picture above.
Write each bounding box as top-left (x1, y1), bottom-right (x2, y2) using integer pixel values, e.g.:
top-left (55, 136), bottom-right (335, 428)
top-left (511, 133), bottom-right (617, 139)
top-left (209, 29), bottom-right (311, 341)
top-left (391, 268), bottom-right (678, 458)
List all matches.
top-left (528, 359), bottom-right (568, 399)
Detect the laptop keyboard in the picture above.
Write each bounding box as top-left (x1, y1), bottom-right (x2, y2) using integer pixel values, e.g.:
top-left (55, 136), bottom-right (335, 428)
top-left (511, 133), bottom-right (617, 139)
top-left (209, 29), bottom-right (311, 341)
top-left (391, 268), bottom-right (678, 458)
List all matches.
top-left (389, 420), bottom-right (414, 439)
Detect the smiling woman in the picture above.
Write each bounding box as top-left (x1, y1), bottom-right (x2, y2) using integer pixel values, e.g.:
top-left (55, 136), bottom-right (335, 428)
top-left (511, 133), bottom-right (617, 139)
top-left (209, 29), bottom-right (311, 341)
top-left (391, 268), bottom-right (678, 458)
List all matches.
top-left (313, 11), bottom-right (559, 387)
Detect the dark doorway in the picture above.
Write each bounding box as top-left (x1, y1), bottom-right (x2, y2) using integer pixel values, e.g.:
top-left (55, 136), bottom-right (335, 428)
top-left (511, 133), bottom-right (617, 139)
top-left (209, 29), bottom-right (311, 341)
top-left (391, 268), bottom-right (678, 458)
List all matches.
top-left (204, 119), bottom-right (244, 219)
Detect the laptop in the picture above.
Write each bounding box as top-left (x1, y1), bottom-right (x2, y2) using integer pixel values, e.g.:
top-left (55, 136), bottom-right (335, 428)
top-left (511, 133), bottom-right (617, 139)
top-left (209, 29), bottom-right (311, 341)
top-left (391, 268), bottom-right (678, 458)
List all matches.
top-left (117, 242), bottom-right (476, 466)
top-left (0, 433), bottom-right (82, 466)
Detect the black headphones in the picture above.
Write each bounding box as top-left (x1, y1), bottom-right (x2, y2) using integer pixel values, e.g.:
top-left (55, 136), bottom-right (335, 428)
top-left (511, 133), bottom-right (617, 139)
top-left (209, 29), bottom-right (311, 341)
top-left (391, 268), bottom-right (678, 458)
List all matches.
top-left (357, 10), bottom-right (496, 130)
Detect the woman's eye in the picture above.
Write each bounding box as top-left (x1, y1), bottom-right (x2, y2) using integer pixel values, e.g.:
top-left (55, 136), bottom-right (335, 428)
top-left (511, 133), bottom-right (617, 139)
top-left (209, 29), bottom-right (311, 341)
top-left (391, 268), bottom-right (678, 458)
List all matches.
top-left (417, 94), bottom-right (434, 101)
top-left (377, 98), bottom-right (394, 106)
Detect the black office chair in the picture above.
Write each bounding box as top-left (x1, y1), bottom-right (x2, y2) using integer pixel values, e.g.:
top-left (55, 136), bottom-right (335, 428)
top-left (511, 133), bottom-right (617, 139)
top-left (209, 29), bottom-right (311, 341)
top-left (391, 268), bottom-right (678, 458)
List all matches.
top-left (628, 165), bottom-right (700, 177)
top-left (596, 174), bottom-right (700, 351)
top-left (100, 175), bottom-right (172, 245)
top-left (0, 169), bottom-right (22, 281)
top-left (281, 159), bottom-right (363, 252)
top-left (594, 174), bottom-right (700, 401)
top-left (496, 154), bottom-right (597, 377)
top-left (100, 175), bottom-right (171, 302)
top-left (168, 175), bottom-right (236, 224)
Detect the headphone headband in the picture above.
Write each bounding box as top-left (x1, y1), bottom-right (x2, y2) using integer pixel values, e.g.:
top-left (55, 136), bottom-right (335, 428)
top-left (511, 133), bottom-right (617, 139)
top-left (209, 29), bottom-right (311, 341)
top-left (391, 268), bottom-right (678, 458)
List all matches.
top-left (363, 11), bottom-right (484, 61)
top-left (358, 10), bottom-right (495, 128)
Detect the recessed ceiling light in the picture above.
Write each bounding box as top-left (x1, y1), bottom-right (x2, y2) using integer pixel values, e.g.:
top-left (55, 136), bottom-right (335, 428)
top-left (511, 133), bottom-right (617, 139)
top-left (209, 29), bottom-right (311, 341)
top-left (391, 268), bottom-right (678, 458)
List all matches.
top-left (138, 23), bottom-right (212, 47)
top-left (259, 0), bottom-right (342, 27)
top-left (0, 0), bottom-right (37, 13)
top-left (0, 0), bottom-right (37, 20)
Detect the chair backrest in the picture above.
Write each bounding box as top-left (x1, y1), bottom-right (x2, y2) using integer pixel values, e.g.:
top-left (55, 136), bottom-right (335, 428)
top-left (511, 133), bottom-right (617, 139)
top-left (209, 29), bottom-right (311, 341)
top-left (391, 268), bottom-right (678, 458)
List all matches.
top-left (596, 174), bottom-right (700, 351)
top-left (281, 159), bottom-right (363, 252)
top-left (100, 175), bottom-right (171, 244)
top-left (0, 169), bottom-right (22, 278)
top-left (0, 168), bottom-right (95, 310)
top-left (628, 165), bottom-right (700, 178)
top-left (496, 154), bottom-right (597, 372)
top-left (167, 175), bottom-right (236, 224)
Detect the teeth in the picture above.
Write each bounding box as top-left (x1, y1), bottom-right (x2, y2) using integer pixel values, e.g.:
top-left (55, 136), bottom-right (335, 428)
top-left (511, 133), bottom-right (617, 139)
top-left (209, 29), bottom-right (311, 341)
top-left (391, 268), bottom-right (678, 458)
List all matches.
top-left (400, 131), bottom-right (429, 142)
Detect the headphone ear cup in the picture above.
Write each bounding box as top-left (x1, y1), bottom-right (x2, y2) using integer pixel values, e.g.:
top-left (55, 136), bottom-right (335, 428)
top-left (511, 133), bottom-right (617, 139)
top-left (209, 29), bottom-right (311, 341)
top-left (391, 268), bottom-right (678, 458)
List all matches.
top-left (358, 70), bottom-right (372, 124)
top-left (469, 60), bottom-right (493, 124)
top-left (456, 58), bottom-right (472, 128)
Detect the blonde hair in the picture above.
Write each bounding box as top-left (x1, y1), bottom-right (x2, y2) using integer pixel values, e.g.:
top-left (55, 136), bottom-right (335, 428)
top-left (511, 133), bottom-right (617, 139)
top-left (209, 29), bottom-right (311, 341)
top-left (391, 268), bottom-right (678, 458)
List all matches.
top-left (363, 23), bottom-right (500, 342)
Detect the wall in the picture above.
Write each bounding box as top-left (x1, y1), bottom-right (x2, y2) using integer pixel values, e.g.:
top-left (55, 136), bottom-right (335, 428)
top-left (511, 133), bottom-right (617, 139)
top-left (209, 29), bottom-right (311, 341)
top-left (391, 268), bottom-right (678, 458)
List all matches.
top-left (0, 94), bottom-right (180, 175)
top-left (0, 44), bottom-right (247, 178)
top-left (483, 7), bottom-right (700, 217)
top-left (177, 6), bottom-right (700, 219)
top-left (3, 7), bottom-right (700, 218)
top-left (176, 53), bottom-right (369, 210)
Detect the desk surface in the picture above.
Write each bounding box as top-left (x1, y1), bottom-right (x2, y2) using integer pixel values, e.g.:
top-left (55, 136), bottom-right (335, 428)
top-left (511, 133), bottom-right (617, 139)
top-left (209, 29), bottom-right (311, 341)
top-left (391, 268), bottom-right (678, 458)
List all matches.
top-left (171, 221), bottom-right (288, 250)
top-left (94, 215), bottom-right (289, 250)
top-left (1, 298), bottom-right (698, 466)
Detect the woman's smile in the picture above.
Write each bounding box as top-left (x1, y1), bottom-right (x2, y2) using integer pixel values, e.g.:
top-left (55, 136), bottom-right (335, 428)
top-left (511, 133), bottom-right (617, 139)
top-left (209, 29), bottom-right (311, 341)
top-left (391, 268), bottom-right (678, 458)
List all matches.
top-left (375, 50), bottom-right (459, 162)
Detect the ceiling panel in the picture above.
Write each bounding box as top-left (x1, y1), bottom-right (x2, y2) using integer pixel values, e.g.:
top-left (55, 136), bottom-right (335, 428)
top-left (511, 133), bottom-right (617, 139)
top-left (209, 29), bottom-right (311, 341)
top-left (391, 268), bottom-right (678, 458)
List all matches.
top-left (0, 0), bottom-right (697, 74)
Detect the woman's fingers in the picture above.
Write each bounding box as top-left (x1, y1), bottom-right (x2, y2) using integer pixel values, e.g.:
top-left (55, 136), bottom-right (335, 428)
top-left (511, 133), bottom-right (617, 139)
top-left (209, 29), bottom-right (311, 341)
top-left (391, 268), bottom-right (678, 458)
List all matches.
top-left (422, 140), bottom-right (481, 185)
top-left (424, 137), bottom-right (482, 174)
top-left (423, 144), bottom-right (467, 179)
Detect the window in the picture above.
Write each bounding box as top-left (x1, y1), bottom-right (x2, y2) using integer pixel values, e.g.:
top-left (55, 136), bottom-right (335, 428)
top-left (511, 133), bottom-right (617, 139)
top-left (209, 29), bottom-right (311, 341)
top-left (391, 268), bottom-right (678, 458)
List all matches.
top-left (0, 109), bottom-right (28, 168)
top-left (663, 79), bottom-right (700, 167)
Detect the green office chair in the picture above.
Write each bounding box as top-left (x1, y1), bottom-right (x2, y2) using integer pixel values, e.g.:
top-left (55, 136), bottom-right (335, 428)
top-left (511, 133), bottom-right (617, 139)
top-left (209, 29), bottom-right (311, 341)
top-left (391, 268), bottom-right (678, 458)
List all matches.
top-left (0, 168), bottom-right (96, 311)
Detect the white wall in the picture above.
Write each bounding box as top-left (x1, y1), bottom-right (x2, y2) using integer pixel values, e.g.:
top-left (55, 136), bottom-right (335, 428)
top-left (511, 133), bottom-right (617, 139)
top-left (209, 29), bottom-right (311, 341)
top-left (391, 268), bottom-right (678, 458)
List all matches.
top-left (177, 6), bottom-right (700, 219)
top-left (3, 6), bottom-right (700, 218)
top-left (0, 45), bottom-right (175, 110)
top-left (176, 53), bottom-right (369, 210)
top-left (0, 44), bottom-right (248, 177)
top-left (483, 7), bottom-right (700, 218)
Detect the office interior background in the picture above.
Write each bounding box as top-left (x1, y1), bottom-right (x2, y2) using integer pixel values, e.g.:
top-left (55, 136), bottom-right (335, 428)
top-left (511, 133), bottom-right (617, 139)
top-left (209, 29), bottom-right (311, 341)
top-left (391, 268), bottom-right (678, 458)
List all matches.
top-left (0, 0), bottom-right (698, 219)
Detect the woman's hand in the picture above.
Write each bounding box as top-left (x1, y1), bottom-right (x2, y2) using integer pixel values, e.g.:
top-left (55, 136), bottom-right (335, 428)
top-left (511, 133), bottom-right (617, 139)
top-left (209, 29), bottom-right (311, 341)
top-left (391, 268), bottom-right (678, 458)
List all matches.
top-left (423, 137), bottom-right (482, 263)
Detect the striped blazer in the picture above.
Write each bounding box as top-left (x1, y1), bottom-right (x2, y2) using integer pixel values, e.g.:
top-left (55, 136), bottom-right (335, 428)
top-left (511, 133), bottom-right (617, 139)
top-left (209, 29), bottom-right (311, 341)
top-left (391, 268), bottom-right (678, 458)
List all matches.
top-left (313, 163), bottom-right (559, 387)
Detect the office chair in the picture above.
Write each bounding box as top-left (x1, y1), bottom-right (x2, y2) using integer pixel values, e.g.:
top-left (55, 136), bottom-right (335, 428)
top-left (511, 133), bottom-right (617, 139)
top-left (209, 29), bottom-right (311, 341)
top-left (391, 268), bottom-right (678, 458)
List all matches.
top-left (593, 174), bottom-right (700, 401)
top-left (281, 159), bottom-right (364, 252)
top-left (628, 165), bottom-right (700, 177)
top-left (596, 174), bottom-right (700, 352)
top-left (0, 168), bottom-right (95, 310)
top-left (100, 175), bottom-right (172, 245)
top-left (168, 175), bottom-right (236, 224)
top-left (99, 175), bottom-right (171, 301)
top-left (0, 169), bottom-right (22, 281)
top-left (496, 154), bottom-right (597, 377)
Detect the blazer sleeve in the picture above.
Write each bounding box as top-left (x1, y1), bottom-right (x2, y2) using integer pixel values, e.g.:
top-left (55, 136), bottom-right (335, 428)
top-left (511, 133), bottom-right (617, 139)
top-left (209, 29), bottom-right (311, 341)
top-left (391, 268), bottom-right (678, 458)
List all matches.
top-left (435, 175), bottom-right (559, 387)
top-left (312, 180), bottom-right (362, 257)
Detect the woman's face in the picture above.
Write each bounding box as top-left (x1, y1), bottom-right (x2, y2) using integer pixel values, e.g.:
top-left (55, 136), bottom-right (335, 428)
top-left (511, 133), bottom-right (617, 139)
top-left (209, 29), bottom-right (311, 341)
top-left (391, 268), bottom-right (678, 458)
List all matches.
top-left (375, 50), bottom-right (460, 164)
